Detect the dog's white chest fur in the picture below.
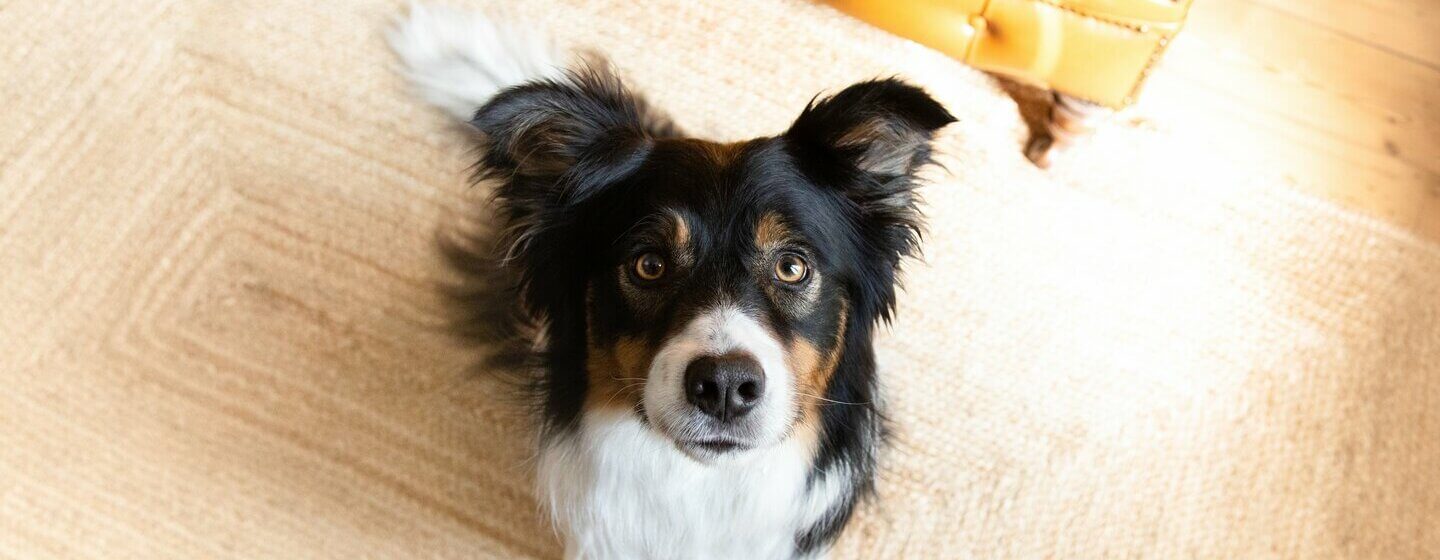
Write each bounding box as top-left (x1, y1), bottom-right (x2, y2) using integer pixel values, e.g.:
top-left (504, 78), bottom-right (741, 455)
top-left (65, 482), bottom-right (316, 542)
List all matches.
top-left (538, 410), bottom-right (842, 560)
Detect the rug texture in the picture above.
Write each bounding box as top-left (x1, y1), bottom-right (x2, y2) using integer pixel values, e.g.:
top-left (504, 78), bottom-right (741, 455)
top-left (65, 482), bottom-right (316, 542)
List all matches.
top-left (2, 0), bottom-right (1437, 558)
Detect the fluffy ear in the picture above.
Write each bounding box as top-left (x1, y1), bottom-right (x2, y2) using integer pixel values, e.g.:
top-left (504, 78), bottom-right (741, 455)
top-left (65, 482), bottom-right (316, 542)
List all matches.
top-left (785, 79), bottom-right (954, 323)
top-left (471, 67), bottom-right (676, 197)
top-left (785, 78), bottom-right (954, 179)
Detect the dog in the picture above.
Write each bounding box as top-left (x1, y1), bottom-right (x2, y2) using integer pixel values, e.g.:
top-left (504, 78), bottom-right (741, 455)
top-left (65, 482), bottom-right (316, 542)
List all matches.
top-left (390, 4), bottom-right (953, 558)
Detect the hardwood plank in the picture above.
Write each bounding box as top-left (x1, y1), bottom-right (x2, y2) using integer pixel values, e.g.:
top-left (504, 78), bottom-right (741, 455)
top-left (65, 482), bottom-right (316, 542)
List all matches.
top-left (1142, 0), bottom-right (1440, 238)
top-left (1243, 0), bottom-right (1440, 70)
top-left (1189, 0), bottom-right (1438, 177)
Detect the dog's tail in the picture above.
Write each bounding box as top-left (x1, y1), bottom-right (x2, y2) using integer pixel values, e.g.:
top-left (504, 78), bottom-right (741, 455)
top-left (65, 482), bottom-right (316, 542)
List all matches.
top-left (387, 2), bottom-right (567, 122)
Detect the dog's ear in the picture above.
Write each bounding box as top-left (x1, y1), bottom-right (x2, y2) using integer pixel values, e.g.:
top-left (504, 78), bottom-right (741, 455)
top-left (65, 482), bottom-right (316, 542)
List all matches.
top-left (471, 67), bottom-right (665, 203)
top-left (785, 78), bottom-right (953, 179)
top-left (784, 79), bottom-right (953, 322)
top-left (783, 79), bottom-right (953, 246)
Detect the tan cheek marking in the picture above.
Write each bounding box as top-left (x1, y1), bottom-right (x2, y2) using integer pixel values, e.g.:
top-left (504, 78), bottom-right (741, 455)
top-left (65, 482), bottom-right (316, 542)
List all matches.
top-left (788, 299), bottom-right (850, 426)
top-left (613, 337), bottom-right (649, 378)
top-left (584, 284), bottom-right (654, 413)
top-left (787, 339), bottom-right (823, 398)
top-left (585, 335), bottom-right (652, 413)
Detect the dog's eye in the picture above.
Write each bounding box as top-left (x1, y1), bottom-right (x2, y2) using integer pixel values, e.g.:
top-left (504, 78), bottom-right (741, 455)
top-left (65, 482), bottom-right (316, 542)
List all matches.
top-left (773, 253), bottom-right (809, 284)
top-left (632, 252), bottom-right (667, 282)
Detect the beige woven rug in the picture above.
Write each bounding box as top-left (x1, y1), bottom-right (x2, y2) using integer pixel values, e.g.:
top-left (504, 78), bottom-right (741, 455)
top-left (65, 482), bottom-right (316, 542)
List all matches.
top-left (3, 0), bottom-right (1437, 557)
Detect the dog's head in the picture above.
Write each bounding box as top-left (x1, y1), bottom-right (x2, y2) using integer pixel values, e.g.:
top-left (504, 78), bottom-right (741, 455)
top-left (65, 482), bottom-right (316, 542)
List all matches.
top-left (473, 70), bottom-right (952, 461)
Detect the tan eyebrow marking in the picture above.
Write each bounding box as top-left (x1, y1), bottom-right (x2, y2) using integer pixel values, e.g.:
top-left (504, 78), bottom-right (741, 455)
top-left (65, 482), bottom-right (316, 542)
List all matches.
top-left (670, 209), bottom-right (690, 248)
top-left (754, 212), bottom-right (789, 250)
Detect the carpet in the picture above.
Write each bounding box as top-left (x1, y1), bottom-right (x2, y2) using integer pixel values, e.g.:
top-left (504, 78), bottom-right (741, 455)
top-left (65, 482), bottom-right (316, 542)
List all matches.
top-left (2, 0), bottom-right (1437, 557)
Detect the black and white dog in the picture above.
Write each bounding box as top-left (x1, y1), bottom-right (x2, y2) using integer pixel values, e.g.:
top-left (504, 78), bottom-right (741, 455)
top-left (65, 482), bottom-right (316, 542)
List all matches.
top-left (391, 5), bottom-right (952, 558)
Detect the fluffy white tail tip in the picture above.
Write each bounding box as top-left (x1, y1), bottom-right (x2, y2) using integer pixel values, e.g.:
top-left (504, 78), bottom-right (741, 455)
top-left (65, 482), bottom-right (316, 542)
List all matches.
top-left (388, 2), bottom-right (566, 121)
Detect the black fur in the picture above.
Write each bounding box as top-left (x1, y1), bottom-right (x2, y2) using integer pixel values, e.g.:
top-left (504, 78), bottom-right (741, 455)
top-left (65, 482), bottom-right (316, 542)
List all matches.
top-left (449, 68), bottom-right (952, 556)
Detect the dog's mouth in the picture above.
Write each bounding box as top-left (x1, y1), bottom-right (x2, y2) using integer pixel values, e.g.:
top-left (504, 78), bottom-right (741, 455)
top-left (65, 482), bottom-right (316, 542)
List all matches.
top-left (644, 409), bottom-right (761, 458)
top-left (679, 437), bottom-right (752, 457)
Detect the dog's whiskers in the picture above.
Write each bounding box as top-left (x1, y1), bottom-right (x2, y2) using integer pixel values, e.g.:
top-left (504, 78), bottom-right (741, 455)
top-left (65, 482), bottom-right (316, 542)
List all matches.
top-left (795, 391), bottom-right (871, 406)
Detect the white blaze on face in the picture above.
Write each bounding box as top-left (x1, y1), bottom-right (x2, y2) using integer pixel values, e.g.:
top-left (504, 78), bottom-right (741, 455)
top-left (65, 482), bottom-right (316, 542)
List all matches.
top-left (644, 305), bottom-right (794, 449)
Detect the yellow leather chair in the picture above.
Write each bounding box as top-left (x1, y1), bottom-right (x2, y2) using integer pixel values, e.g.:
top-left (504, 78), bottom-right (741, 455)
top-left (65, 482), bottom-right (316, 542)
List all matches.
top-left (826, 0), bottom-right (1193, 165)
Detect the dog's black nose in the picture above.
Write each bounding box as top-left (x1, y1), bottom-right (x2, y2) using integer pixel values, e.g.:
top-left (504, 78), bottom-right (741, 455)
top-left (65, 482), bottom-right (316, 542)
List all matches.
top-left (684, 354), bottom-right (765, 422)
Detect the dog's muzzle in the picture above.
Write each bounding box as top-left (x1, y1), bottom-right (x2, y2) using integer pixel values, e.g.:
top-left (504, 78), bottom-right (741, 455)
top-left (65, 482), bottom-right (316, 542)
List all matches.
top-left (644, 306), bottom-right (795, 460)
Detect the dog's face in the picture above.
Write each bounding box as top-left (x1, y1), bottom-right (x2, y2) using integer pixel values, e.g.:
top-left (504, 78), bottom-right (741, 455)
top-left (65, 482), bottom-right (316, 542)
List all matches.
top-left (584, 140), bottom-right (861, 459)
top-left (471, 72), bottom-right (952, 461)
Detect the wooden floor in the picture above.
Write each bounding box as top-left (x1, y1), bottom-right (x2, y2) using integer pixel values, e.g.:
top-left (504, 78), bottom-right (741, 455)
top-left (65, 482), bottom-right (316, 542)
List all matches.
top-left (1136, 0), bottom-right (1440, 241)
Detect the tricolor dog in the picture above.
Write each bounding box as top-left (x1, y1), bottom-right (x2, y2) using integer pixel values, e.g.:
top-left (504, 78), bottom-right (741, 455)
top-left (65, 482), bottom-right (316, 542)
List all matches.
top-left (390, 5), bottom-right (953, 558)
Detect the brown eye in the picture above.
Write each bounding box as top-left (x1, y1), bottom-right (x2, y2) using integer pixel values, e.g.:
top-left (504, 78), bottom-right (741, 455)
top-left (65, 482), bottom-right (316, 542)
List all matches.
top-left (632, 252), bottom-right (666, 282)
top-left (774, 253), bottom-right (809, 284)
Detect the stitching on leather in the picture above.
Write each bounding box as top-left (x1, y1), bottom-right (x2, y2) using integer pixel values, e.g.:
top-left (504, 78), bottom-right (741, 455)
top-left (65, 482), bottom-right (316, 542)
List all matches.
top-left (1022, 0), bottom-right (1190, 106)
top-left (1126, 36), bottom-right (1174, 104)
top-left (1030, 0), bottom-right (1152, 32)
top-left (979, 0), bottom-right (1191, 106)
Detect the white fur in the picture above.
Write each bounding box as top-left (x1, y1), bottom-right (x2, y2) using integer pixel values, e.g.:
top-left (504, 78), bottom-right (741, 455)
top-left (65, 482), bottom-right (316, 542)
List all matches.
top-left (540, 306), bottom-right (848, 558)
top-left (387, 2), bottom-right (567, 121)
top-left (539, 409), bottom-right (848, 560)
top-left (644, 305), bottom-right (796, 454)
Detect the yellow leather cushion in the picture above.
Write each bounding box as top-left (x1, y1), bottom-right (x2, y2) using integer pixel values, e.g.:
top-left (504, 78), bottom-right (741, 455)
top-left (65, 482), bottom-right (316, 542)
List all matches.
top-left (825, 0), bottom-right (990, 61)
top-left (1046, 0), bottom-right (1190, 25)
top-left (826, 0), bottom-right (1191, 108)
